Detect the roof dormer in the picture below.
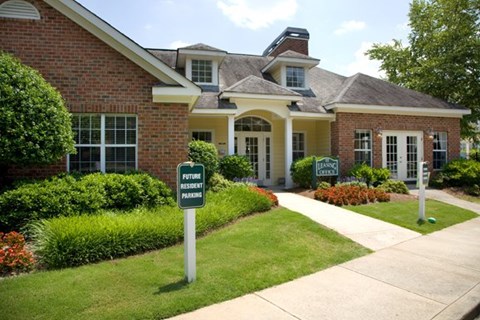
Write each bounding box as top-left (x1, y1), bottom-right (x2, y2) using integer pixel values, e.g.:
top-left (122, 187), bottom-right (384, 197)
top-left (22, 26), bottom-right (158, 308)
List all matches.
top-left (176, 44), bottom-right (227, 86)
top-left (262, 50), bottom-right (320, 90)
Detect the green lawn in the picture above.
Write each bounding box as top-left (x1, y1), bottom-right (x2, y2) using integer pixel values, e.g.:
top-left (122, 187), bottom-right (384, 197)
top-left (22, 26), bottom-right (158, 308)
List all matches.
top-left (0, 208), bottom-right (369, 320)
top-left (347, 199), bottom-right (478, 234)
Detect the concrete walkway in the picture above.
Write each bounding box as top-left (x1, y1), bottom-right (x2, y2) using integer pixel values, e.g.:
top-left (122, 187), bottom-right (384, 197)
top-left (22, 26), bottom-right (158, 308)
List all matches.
top-left (169, 192), bottom-right (480, 320)
top-left (274, 192), bottom-right (421, 251)
top-left (410, 188), bottom-right (480, 214)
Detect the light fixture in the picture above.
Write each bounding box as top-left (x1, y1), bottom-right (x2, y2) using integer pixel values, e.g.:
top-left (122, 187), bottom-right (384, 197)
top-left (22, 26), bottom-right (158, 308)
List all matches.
top-left (426, 128), bottom-right (434, 140)
top-left (375, 127), bottom-right (383, 138)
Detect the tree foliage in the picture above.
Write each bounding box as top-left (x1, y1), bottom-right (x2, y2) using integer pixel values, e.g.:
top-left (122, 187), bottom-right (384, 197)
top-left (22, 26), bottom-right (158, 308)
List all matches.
top-left (367, 0), bottom-right (480, 139)
top-left (0, 52), bottom-right (75, 165)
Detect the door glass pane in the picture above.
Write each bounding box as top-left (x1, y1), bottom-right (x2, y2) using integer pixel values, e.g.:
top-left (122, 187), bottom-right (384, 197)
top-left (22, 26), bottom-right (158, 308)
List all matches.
top-left (386, 136), bottom-right (398, 179)
top-left (406, 136), bottom-right (418, 179)
top-left (245, 137), bottom-right (259, 178)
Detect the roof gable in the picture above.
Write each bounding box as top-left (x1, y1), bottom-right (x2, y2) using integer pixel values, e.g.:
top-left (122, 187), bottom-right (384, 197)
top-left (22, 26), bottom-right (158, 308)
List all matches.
top-left (44, 0), bottom-right (199, 95)
top-left (224, 75), bottom-right (301, 96)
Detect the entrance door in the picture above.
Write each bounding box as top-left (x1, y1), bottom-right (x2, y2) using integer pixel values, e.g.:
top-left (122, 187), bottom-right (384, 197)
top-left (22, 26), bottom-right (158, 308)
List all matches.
top-left (382, 131), bottom-right (423, 181)
top-left (235, 132), bottom-right (271, 185)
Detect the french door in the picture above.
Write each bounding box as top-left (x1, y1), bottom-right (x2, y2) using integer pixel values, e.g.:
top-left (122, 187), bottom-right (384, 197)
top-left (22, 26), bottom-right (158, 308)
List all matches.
top-left (382, 131), bottom-right (423, 181)
top-left (235, 132), bottom-right (271, 185)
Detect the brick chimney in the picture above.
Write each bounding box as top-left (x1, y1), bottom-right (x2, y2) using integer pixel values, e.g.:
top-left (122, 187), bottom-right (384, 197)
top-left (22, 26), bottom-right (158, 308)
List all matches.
top-left (263, 27), bottom-right (309, 57)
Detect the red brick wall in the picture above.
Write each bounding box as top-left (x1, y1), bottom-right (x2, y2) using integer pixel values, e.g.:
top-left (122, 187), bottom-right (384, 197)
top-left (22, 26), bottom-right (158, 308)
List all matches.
top-left (269, 38), bottom-right (309, 57)
top-left (331, 112), bottom-right (461, 176)
top-left (0, 0), bottom-right (188, 188)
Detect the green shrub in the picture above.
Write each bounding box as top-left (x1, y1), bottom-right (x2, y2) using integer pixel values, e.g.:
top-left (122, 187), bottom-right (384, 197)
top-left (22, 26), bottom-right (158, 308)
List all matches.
top-left (290, 156), bottom-right (316, 188)
top-left (219, 155), bottom-right (254, 180)
top-left (379, 179), bottom-right (410, 194)
top-left (440, 159), bottom-right (480, 187)
top-left (348, 164), bottom-right (391, 187)
top-left (0, 173), bottom-right (174, 232)
top-left (31, 186), bottom-right (272, 269)
top-left (372, 167), bottom-right (391, 186)
top-left (317, 181), bottom-right (331, 190)
top-left (188, 140), bottom-right (219, 187)
top-left (469, 149), bottom-right (479, 161)
top-left (209, 173), bottom-right (235, 193)
top-left (348, 163), bottom-right (373, 185)
top-left (0, 52), bottom-right (75, 166)
top-left (465, 184), bottom-right (480, 196)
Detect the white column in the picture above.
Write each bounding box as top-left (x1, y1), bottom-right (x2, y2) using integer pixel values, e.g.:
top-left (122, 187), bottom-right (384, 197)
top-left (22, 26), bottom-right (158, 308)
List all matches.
top-left (285, 117), bottom-right (293, 189)
top-left (228, 115), bottom-right (235, 155)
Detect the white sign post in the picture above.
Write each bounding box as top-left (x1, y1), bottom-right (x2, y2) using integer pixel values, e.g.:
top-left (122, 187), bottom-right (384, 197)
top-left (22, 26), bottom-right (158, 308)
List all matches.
top-left (177, 162), bottom-right (205, 283)
top-left (417, 161), bottom-right (429, 222)
top-left (184, 208), bottom-right (196, 282)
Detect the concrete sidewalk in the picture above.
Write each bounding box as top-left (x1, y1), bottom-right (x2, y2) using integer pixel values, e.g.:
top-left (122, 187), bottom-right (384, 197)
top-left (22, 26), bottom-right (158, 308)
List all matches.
top-left (410, 188), bottom-right (480, 214)
top-left (274, 192), bottom-right (421, 251)
top-left (169, 192), bottom-right (480, 320)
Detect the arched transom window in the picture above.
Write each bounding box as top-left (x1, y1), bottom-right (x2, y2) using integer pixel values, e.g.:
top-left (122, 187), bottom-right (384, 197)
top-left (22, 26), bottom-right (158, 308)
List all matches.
top-left (234, 117), bottom-right (271, 132)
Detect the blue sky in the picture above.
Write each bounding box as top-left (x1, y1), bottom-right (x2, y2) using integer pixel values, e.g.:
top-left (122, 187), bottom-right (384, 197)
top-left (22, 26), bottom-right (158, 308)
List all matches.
top-left (76, 0), bottom-right (412, 78)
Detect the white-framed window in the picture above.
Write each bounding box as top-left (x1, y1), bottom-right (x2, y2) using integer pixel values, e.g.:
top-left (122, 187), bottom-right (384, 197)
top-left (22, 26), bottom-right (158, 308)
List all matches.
top-left (286, 66), bottom-right (305, 88)
top-left (292, 132), bottom-right (305, 161)
top-left (354, 129), bottom-right (372, 166)
top-left (191, 59), bottom-right (212, 84)
top-left (433, 132), bottom-right (447, 170)
top-left (191, 131), bottom-right (213, 143)
top-left (69, 114), bottom-right (137, 173)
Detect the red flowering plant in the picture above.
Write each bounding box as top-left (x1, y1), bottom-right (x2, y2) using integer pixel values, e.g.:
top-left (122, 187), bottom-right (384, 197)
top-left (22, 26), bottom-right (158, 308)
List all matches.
top-left (314, 184), bottom-right (390, 207)
top-left (0, 231), bottom-right (35, 276)
top-left (249, 186), bottom-right (279, 207)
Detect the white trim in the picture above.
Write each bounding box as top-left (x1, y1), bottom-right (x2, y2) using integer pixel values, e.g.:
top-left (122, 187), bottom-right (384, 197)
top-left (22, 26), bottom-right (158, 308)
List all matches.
top-left (44, 0), bottom-right (200, 95)
top-left (186, 58), bottom-right (218, 86)
top-left (191, 109), bottom-right (237, 115)
top-left (262, 56), bottom-right (319, 73)
top-left (220, 91), bottom-right (302, 102)
top-left (289, 111), bottom-right (336, 120)
top-left (285, 117), bottom-right (293, 188)
top-left (228, 115), bottom-right (235, 155)
top-left (326, 103), bottom-right (470, 118)
top-left (152, 87), bottom-right (200, 107)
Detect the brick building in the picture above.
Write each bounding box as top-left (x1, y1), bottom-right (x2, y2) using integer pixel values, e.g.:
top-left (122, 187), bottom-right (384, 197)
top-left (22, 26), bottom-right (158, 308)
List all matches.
top-left (0, 0), bottom-right (470, 188)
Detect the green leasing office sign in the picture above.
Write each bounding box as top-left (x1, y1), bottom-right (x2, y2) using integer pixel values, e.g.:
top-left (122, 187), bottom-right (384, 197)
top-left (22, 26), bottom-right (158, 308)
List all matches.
top-left (177, 162), bottom-right (205, 209)
top-left (311, 156), bottom-right (339, 189)
top-left (315, 156), bottom-right (339, 176)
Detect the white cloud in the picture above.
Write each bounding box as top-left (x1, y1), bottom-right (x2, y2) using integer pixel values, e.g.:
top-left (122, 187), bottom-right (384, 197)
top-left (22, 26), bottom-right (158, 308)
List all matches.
top-left (169, 40), bottom-right (191, 49)
top-left (334, 20), bottom-right (366, 36)
top-left (344, 42), bottom-right (385, 78)
top-left (216, 0), bottom-right (298, 30)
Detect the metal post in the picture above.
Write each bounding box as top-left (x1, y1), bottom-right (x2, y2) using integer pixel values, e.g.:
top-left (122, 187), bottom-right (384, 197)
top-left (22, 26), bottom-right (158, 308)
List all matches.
top-left (184, 208), bottom-right (196, 282)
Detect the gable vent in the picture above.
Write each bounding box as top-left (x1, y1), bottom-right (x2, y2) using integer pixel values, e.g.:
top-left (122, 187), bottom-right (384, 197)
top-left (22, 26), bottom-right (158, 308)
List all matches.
top-left (0, 0), bottom-right (40, 20)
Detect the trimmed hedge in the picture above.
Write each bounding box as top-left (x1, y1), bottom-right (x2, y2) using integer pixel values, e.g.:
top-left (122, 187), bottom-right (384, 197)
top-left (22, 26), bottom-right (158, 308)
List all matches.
top-left (30, 185), bottom-right (273, 269)
top-left (290, 156), bottom-right (316, 188)
top-left (219, 155), bottom-right (254, 180)
top-left (188, 140), bottom-right (219, 187)
top-left (0, 173), bottom-right (174, 232)
top-left (379, 180), bottom-right (410, 194)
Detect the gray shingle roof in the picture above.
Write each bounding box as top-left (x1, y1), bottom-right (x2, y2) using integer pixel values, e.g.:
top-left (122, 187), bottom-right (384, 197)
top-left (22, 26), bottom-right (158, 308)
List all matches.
top-left (224, 75), bottom-right (301, 96)
top-left (330, 73), bottom-right (461, 109)
top-left (148, 48), bottom-right (467, 113)
top-left (180, 43), bottom-right (225, 52)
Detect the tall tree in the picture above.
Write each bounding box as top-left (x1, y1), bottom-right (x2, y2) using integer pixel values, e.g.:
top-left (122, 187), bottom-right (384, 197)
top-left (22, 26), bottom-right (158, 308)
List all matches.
top-left (0, 52), bottom-right (75, 179)
top-left (367, 0), bottom-right (480, 139)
